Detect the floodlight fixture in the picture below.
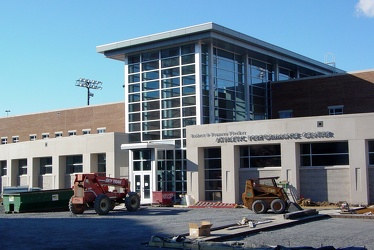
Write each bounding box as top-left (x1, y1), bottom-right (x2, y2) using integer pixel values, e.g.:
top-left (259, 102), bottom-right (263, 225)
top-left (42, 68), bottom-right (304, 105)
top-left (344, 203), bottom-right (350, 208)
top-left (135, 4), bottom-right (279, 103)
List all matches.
top-left (5, 110), bottom-right (10, 117)
top-left (75, 78), bottom-right (103, 105)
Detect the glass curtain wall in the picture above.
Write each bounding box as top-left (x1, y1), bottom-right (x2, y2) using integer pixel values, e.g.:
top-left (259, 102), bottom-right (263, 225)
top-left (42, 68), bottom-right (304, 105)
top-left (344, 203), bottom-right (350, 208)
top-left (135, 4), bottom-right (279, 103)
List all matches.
top-left (212, 48), bottom-right (246, 123)
top-left (157, 149), bottom-right (186, 194)
top-left (127, 44), bottom-right (196, 147)
top-left (127, 44), bottom-right (195, 195)
top-left (248, 59), bottom-right (274, 120)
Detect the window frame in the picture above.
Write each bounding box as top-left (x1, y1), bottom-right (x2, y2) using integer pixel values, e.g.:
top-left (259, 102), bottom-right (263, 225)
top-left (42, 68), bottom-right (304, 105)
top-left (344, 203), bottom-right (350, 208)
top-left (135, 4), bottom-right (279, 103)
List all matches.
top-left (55, 132), bottom-right (63, 138)
top-left (240, 144), bottom-right (281, 168)
top-left (66, 155), bottom-right (83, 174)
top-left (68, 130), bottom-right (77, 136)
top-left (0, 161), bottom-right (7, 176)
top-left (97, 127), bottom-right (106, 134)
top-left (12, 136), bottom-right (19, 143)
top-left (328, 105), bottom-right (344, 115)
top-left (300, 141), bottom-right (349, 167)
top-left (82, 129), bottom-right (91, 135)
top-left (368, 140), bottom-right (374, 166)
top-left (1, 137), bottom-right (8, 144)
top-left (40, 157), bottom-right (53, 175)
top-left (278, 110), bottom-right (293, 118)
top-left (18, 159), bottom-right (27, 175)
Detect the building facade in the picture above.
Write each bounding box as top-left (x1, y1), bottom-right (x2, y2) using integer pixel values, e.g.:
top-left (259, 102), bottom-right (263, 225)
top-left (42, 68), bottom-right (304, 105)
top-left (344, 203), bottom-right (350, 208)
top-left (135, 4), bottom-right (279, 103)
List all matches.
top-left (186, 112), bottom-right (374, 205)
top-left (271, 70), bottom-right (374, 118)
top-left (0, 102), bottom-right (128, 191)
top-left (97, 22), bottom-right (343, 201)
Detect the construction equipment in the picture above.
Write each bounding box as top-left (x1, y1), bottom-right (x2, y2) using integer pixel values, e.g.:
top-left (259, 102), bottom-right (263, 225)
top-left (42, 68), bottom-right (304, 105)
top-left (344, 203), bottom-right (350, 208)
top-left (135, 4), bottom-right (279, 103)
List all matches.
top-left (242, 177), bottom-right (302, 214)
top-left (69, 173), bottom-right (140, 215)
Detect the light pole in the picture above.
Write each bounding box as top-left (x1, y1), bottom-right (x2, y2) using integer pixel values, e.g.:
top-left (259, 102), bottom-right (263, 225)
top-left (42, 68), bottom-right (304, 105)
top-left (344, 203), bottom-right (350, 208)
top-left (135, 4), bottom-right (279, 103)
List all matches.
top-left (5, 110), bottom-right (10, 117)
top-left (75, 78), bottom-right (103, 105)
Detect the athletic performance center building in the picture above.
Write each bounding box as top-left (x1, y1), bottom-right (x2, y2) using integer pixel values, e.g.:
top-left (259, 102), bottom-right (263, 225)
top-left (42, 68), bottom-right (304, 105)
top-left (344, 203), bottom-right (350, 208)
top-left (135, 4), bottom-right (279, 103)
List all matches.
top-left (1, 23), bottom-right (374, 205)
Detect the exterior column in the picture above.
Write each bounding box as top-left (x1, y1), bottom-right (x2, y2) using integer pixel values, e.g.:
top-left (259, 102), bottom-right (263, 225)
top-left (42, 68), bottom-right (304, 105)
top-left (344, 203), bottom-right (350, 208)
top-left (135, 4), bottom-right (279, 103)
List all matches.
top-left (83, 153), bottom-right (91, 173)
top-left (110, 151), bottom-right (119, 178)
top-left (280, 141), bottom-right (300, 198)
top-left (208, 42), bottom-right (215, 123)
top-left (30, 157), bottom-right (39, 188)
top-left (221, 144), bottom-right (237, 203)
top-left (10, 159), bottom-right (18, 186)
top-left (56, 156), bottom-right (66, 189)
top-left (90, 154), bottom-right (98, 173)
top-left (244, 54), bottom-right (250, 120)
top-left (349, 140), bottom-right (369, 204)
top-left (187, 146), bottom-right (203, 202)
top-left (274, 62), bottom-right (279, 81)
top-left (195, 42), bottom-right (202, 125)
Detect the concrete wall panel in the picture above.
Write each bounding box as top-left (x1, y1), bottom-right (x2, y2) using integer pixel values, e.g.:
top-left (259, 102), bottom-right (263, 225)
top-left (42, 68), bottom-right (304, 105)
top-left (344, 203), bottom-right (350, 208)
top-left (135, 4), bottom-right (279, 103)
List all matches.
top-left (300, 168), bottom-right (350, 203)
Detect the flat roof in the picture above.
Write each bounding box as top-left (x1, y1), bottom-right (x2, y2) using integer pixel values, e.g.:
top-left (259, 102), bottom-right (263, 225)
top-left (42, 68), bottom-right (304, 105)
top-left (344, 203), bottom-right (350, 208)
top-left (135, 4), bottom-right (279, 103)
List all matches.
top-left (97, 22), bottom-right (343, 73)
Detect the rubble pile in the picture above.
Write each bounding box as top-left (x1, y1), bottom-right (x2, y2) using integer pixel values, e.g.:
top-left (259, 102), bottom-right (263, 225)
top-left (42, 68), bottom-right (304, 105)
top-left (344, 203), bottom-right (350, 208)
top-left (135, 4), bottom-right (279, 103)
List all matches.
top-left (297, 198), bottom-right (338, 207)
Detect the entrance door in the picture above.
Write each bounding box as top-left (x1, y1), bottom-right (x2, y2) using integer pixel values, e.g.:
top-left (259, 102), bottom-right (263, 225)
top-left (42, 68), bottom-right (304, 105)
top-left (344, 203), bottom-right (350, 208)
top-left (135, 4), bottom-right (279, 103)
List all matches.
top-left (134, 173), bottom-right (152, 204)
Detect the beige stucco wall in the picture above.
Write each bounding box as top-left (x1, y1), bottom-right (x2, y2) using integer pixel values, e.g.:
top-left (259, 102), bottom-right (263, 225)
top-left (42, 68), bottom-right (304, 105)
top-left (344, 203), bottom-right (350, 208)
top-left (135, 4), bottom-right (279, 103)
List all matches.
top-left (186, 113), bottom-right (374, 205)
top-left (0, 132), bottom-right (128, 192)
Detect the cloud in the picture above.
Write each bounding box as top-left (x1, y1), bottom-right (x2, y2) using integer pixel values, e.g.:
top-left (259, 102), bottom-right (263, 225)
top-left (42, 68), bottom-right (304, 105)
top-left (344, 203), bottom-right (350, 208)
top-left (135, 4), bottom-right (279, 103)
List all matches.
top-left (355, 0), bottom-right (374, 17)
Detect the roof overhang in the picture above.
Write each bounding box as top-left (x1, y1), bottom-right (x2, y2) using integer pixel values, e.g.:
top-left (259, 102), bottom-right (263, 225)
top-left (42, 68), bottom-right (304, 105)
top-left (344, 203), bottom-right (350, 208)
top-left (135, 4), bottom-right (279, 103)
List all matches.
top-left (96, 22), bottom-right (344, 74)
top-left (121, 140), bottom-right (175, 150)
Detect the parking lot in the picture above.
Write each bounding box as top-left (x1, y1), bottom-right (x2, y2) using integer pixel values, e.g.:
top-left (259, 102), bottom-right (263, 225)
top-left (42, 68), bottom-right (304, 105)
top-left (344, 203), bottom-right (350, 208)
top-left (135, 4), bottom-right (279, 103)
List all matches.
top-left (0, 204), bottom-right (373, 249)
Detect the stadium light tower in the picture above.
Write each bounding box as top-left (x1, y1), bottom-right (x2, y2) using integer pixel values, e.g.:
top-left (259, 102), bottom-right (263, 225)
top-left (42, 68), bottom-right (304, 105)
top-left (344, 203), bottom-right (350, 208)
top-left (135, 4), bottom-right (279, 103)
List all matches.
top-left (75, 78), bottom-right (103, 105)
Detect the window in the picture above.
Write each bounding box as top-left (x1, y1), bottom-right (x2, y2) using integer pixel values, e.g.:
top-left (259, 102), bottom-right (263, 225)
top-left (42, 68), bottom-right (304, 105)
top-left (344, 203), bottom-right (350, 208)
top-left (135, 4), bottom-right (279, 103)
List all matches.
top-left (97, 128), bottom-right (106, 134)
top-left (300, 141), bottom-right (349, 166)
top-left (18, 159), bottom-right (27, 175)
top-left (40, 157), bottom-right (52, 175)
top-left (328, 105), bottom-right (344, 115)
top-left (30, 134), bottom-right (37, 141)
top-left (133, 149), bottom-right (152, 171)
top-left (157, 150), bottom-right (176, 192)
top-left (1, 161), bottom-right (7, 176)
top-left (12, 136), bottom-right (19, 143)
top-left (66, 155), bottom-right (83, 174)
top-left (68, 130), bottom-right (76, 136)
top-left (368, 141), bottom-right (374, 165)
top-left (204, 148), bottom-right (222, 201)
top-left (278, 110), bottom-right (293, 118)
top-left (82, 129), bottom-right (91, 135)
top-left (1, 137), bottom-right (7, 144)
top-left (55, 132), bottom-right (63, 138)
top-left (98, 154), bottom-right (106, 173)
top-left (240, 144), bottom-right (281, 168)
top-left (42, 133), bottom-right (49, 139)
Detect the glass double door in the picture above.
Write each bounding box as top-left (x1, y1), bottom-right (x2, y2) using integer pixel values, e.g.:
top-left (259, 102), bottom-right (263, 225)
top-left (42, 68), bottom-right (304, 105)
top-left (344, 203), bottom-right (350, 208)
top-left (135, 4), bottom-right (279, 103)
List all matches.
top-left (132, 149), bottom-right (153, 204)
top-left (134, 172), bottom-right (152, 204)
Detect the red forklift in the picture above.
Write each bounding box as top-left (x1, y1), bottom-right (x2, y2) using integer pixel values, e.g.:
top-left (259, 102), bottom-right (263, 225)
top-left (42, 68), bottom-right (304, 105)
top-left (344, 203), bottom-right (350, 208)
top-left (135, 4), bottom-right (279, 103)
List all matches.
top-left (69, 173), bottom-right (140, 215)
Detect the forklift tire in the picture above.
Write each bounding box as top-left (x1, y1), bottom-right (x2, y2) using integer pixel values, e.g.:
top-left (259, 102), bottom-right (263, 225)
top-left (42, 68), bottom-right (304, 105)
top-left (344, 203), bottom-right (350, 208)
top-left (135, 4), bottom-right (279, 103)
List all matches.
top-left (252, 200), bottom-right (267, 214)
top-left (94, 194), bottom-right (111, 215)
top-left (69, 197), bottom-right (86, 214)
top-left (271, 199), bottom-right (286, 214)
top-left (125, 192), bottom-right (140, 212)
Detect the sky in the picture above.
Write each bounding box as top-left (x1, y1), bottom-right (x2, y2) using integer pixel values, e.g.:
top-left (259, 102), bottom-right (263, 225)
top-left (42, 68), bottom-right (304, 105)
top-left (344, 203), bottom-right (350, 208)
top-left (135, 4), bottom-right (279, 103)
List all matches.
top-left (1, 0), bottom-right (374, 117)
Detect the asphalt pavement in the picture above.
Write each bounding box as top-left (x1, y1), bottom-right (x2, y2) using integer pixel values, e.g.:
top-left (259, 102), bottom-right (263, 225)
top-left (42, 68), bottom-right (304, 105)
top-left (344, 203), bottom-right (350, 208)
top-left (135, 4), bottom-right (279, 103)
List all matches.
top-left (0, 204), bottom-right (373, 249)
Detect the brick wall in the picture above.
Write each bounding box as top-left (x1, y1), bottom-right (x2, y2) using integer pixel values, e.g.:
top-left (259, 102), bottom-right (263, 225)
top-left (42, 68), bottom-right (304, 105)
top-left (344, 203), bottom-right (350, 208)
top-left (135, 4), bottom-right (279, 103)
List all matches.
top-left (0, 102), bottom-right (125, 143)
top-left (271, 70), bottom-right (374, 118)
